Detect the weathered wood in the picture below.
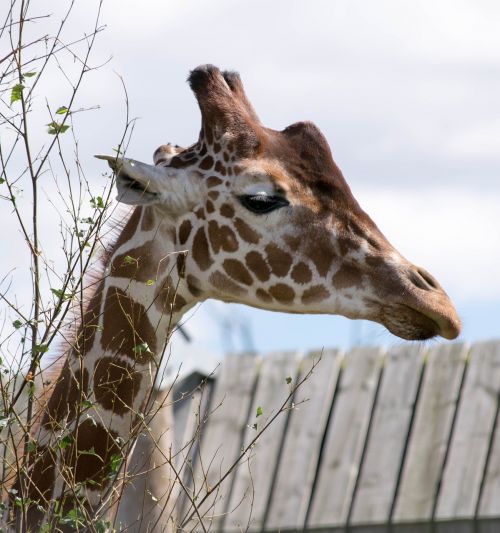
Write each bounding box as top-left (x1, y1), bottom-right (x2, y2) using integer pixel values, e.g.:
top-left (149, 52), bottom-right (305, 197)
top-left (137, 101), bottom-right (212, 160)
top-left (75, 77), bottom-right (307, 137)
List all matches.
top-left (477, 342), bottom-right (500, 518)
top-left (179, 354), bottom-right (260, 532)
top-left (173, 376), bottom-right (214, 521)
top-left (436, 340), bottom-right (500, 522)
top-left (223, 351), bottom-right (301, 532)
top-left (307, 346), bottom-right (384, 528)
top-left (264, 349), bottom-right (343, 531)
top-left (392, 342), bottom-right (469, 524)
top-left (350, 343), bottom-right (426, 526)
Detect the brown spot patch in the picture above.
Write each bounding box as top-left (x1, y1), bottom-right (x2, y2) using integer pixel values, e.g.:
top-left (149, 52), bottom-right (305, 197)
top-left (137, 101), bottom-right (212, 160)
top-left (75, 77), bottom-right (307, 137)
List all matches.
top-left (214, 160), bottom-right (227, 175)
top-left (208, 191), bottom-right (219, 200)
top-left (220, 203), bottom-right (235, 218)
top-left (111, 243), bottom-right (165, 282)
top-left (43, 362), bottom-right (90, 429)
top-left (283, 234), bottom-right (301, 251)
top-left (213, 142), bottom-right (221, 153)
top-left (101, 287), bottom-right (157, 363)
top-left (223, 259), bottom-right (253, 286)
top-left (265, 244), bottom-right (293, 277)
top-left (332, 264), bottom-right (363, 290)
top-left (74, 281), bottom-right (104, 356)
top-left (301, 285), bottom-right (330, 305)
top-left (268, 283), bottom-right (295, 304)
top-left (25, 444), bottom-right (57, 506)
top-left (177, 252), bottom-right (187, 278)
top-left (192, 228), bottom-right (213, 271)
top-left (207, 176), bottom-right (223, 188)
top-left (206, 200), bottom-right (215, 213)
top-left (93, 357), bottom-right (142, 413)
top-left (69, 420), bottom-right (121, 487)
top-left (187, 274), bottom-right (203, 297)
top-left (234, 218), bottom-right (260, 244)
top-left (195, 208), bottom-right (205, 220)
top-left (141, 207), bottom-right (156, 231)
top-left (223, 152), bottom-right (230, 162)
top-left (245, 251), bottom-right (270, 282)
top-left (307, 232), bottom-right (336, 277)
top-left (199, 155), bottom-right (214, 170)
top-left (112, 207), bottom-right (142, 251)
top-left (208, 221), bottom-right (239, 253)
top-left (155, 278), bottom-right (188, 314)
top-left (209, 271), bottom-right (246, 297)
top-left (256, 289), bottom-right (273, 303)
top-left (178, 219), bottom-right (192, 245)
top-left (291, 262), bottom-right (312, 285)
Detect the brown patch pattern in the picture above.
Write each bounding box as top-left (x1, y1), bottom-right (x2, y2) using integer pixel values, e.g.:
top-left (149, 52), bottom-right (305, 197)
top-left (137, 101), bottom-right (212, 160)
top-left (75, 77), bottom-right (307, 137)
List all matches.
top-left (220, 203), bottom-right (235, 218)
top-left (265, 243), bottom-right (293, 277)
top-left (223, 259), bottom-right (253, 286)
top-left (187, 274), bottom-right (203, 297)
top-left (141, 207), bottom-right (156, 231)
top-left (199, 155), bottom-right (214, 170)
top-left (208, 221), bottom-right (239, 253)
top-left (206, 176), bottom-right (222, 188)
top-left (291, 262), bottom-right (312, 285)
top-left (209, 271), bottom-right (246, 296)
top-left (111, 242), bottom-right (164, 282)
top-left (101, 287), bottom-right (157, 363)
top-left (234, 218), bottom-right (260, 244)
top-left (69, 419), bottom-right (121, 487)
top-left (256, 289), bottom-right (272, 303)
top-left (178, 219), bottom-right (192, 245)
top-left (301, 285), bottom-right (330, 305)
top-left (245, 251), bottom-right (271, 282)
top-left (268, 283), bottom-right (295, 304)
top-left (192, 228), bottom-right (213, 271)
top-left (93, 357), bottom-right (142, 413)
top-left (332, 264), bottom-right (363, 290)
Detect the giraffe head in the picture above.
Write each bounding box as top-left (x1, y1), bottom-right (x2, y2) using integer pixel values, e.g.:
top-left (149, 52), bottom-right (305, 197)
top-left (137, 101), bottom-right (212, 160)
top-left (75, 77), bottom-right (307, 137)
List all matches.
top-left (99, 64), bottom-right (460, 341)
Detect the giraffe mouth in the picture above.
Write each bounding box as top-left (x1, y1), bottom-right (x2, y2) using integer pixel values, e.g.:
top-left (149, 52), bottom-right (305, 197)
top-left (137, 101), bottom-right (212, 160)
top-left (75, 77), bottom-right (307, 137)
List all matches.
top-left (116, 171), bottom-right (159, 203)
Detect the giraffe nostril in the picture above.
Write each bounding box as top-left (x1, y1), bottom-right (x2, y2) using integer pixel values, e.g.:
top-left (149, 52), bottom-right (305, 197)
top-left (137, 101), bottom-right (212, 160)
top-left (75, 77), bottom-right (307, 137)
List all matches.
top-left (409, 267), bottom-right (440, 291)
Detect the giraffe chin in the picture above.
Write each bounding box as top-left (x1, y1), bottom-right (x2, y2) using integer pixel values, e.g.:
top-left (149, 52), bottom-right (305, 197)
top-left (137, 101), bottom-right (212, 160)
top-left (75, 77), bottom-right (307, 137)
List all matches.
top-left (378, 303), bottom-right (452, 341)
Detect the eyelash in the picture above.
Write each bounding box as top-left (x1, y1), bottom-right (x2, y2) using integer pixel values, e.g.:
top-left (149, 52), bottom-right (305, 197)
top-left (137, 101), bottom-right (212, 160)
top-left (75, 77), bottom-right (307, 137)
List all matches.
top-left (238, 194), bottom-right (290, 214)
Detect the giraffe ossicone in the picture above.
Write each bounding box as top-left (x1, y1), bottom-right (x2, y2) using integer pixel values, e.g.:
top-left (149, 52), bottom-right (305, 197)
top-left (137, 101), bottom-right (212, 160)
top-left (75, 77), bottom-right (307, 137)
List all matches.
top-left (11, 64), bottom-right (460, 531)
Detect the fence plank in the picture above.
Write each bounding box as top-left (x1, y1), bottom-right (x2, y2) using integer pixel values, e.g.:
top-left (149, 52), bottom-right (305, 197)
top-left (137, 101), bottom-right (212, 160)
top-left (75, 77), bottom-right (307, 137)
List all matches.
top-left (350, 343), bottom-right (426, 526)
top-left (436, 340), bottom-right (500, 522)
top-left (265, 349), bottom-right (343, 531)
top-left (392, 342), bottom-right (469, 525)
top-left (179, 354), bottom-right (259, 532)
top-left (223, 351), bottom-right (301, 532)
top-left (477, 340), bottom-right (500, 519)
top-left (307, 346), bottom-right (384, 528)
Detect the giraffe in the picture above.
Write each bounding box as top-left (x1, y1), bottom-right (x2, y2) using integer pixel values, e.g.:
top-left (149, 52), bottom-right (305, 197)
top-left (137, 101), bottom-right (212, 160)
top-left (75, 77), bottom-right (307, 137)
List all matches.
top-left (9, 64), bottom-right (460, 531)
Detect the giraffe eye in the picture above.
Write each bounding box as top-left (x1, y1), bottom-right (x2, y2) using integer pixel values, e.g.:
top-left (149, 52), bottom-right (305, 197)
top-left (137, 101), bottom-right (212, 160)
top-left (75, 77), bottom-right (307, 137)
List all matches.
top-left (239, 194), bottom-right (289, 214)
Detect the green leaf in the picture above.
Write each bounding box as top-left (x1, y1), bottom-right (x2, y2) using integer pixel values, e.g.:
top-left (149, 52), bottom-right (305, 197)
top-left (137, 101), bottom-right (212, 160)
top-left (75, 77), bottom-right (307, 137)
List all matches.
top-left (256, 406), bottom-right (263, 418)
top-left (33, 344), bottom-right (49, 354)
top-left (26, 441), bottom-right (37, 453)
top-left (251, 423), bottom-right (257, 430)
top-left (23, 71), bottom-right (37, 78)
top-left (81, 217), bottom-right (94, 224)
top-left (90, 196), bottom-right (105, 209)
top-left (10, 83), bottom-right (24, 104)
top-left (55, 106), bottom-right (69, 115)
top-left (146, 279), bottom-right (154, 286)
top-left (286, 376), bottom-right (292, 385)
top-left (109, 453), bottom-right (122, 474)
top-left (80, 399), bottom-right (93, 409)
top-left (47, 121), bottom-right (70, 135)
top-left (0, 177), bottom-right (5, 184)
top-left (12, 319), bottom-right (23, 329)
top-left (95, 520), bottom-right (112, 533)
top-left (50, 288), bottom-right (73, 301)
top-left (133, 342), bottom-right (152, 355)
top-left (59, 435), bottom-right (72, 449)
top-left (122, 255), bottom-right (137, 266)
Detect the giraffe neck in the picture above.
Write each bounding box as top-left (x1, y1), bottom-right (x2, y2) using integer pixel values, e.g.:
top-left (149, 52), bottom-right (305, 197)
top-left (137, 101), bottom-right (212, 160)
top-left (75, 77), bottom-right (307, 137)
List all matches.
top-left (23, 206), bottom-right (196, 526)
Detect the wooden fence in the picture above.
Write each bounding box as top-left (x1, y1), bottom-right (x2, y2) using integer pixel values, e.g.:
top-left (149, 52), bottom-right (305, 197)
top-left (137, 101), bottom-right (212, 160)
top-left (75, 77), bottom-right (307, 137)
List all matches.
top-left (171, 340), bottom-right (500, 533)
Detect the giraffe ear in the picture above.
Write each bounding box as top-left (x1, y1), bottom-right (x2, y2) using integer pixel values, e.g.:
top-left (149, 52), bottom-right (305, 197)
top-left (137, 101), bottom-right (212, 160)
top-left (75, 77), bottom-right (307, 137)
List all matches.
top-left (95, 155), bottom-right (201, 210)
top-left (188, 64), bottom-right (260, 149)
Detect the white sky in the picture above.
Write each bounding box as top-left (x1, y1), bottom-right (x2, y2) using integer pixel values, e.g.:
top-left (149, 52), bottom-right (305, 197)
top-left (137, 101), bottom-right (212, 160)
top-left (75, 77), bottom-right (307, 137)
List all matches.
top-left (1, 0), bottom-right (499, 374)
